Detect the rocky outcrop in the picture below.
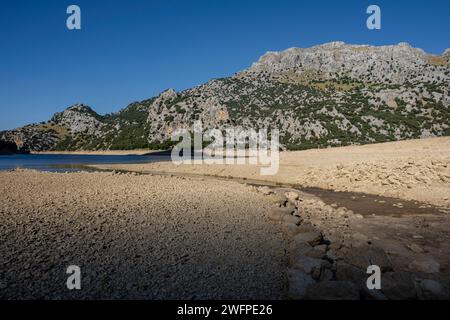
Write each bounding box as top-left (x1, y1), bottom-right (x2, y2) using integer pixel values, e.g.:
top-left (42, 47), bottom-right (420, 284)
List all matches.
top-left (255, 186), bottom-right (450, 300)
top-left (50, 104), bottom-right (105, 136)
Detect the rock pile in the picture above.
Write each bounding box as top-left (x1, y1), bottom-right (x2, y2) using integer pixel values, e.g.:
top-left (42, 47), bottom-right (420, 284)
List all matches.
top-left (255, 186), bottom-right (450, 300)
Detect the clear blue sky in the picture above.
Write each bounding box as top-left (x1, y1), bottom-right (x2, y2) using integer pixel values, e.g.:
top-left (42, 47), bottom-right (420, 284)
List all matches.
top-left (0, 0), bottom-right (449, 130)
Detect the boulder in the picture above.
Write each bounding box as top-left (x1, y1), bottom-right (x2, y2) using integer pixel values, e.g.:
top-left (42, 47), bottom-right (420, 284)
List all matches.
top-left (313, 244), bottom-right (328, 255)
top-left (257, 186), bottom-right (273, 195)
top-left (381, 272), bottom-right (417, 300)
top-left (281, 223), bottom-right (302, 237)
top-left (408, 259), bottom-right (440, 274)
top-left (287, 268), bottom-right (315, 300)
top-left (318, 268), bottom-right (334, 282)
top-left (335, 262), bottom-right (388, 300)
top-left (292, 230), bottom-right (322, 246)
top-left (350, 232), bottom-right (370, 247)
top-left (344, 246), bottom-right (393, 272)
top-left (291, 255), bottom-right (325, 275)
top-left (268, 207), bottom-right (293, 221)
top-left (289, 242), bottom-right (328, 261)
top-left (288, 242), bottom-right (314, 263)
top-left (285, 191), bottom-right (299, 203)
top-left (406, 243), bottom-right (425, 253)
top-left (267, 194), bottom-right (287, 206)
top-left (335, 262), bottom-right (366, 284)
top-left (282, 214), bottom-right (301, 225)
top-left (419, 279), bottom-right (445, 300)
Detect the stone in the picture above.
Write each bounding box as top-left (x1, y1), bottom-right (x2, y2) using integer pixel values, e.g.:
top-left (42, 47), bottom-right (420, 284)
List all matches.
top-left (0, 280), bottom-right (7, 290)
top-left (335, 262), bottom-right (366, 285)
top-left (301, 245), bottom-right (328, 259)
top-left (282, 214), bottom-right (301, 225)
top-left (313, 244), bottom-right (328, 254)
top-left (267, 194), bottom-right (287, 206)
top-left (305, 281), bottom-right (360, 300)
top-left (289, 242), bottom-right (325, 259)
top-left (268, 207), bottom-right (292, 221)
top-left (292, 230), bottom-right (322, 246)
top-left (319, 268), bottom-right (334, 282)
top-left (350, 233), bottom-right (370, 247)
top-left (381, 272), bottom-right (417, 300)
top-left (419, 279), bottom-right (445, 300)
top-left (296, 222), bottom-right (317, 233)
top-left (325, 250), bottom-right (337, 262)
top-left (345, 246), bottom-right (393, 272)
top-left (285, 191), bottom-right (299, 202)
top-left (285, 202), bottom-right (296, 213)
top-left (291, 255), bottom-right (325, 275)
top-left (287, 268), bottom-right (315, 300)
top-left (281, 223), bottom-right (302, 237)
top-left (258, 186), bottom-right (272, 195)
top-left (407, 243), bottom-right (424, 253)
top-left (288, 242), bottom-right (314, 264)
top-left (409, 259), bottom-right (440, 274)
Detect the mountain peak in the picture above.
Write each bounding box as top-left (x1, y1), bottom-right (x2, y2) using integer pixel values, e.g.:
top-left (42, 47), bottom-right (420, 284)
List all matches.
top-left (50, 104), bottom-right (103, 135)
top-left (160, 88), bottom-right (177, 98)
top-left (316, 41), bottom-right (347, 48)
top-left (66, 103), bottom-right (93, 112)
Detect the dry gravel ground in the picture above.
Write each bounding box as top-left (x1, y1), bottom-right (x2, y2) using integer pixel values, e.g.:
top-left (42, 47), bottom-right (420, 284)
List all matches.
top-left (0, 170), bottom-right (286, 299)
top-left (87, 137), bottom-right (450, 299)
top-left (93, 137), bottom-right (450, 209)
top-left (2, 137), bottom-right (450, 300)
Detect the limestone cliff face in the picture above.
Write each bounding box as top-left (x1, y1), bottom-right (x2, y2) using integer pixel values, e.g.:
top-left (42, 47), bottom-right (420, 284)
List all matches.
top-left (144, 42), bottom-right (449, 148)
top-left (50, 104), bottom-right (105, 136)
top-left (2, 42), bottom-right (449, 151)
top-left (248, 42), bottom-right (448, 85)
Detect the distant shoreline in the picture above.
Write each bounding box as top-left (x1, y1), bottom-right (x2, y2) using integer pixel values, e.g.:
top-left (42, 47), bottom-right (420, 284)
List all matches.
top-left (31, 149), bottom-right (163, 156)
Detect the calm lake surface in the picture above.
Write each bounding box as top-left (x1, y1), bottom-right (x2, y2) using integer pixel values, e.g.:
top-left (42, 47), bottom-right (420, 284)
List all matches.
top-left (0, 154), bottom-right (171, 172)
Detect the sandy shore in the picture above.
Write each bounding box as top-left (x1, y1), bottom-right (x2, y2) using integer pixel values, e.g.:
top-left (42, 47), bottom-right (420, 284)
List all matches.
top-left (0, 169), bottom-right (286, 299)
top-left (91, 137), bottom-right (450, 208)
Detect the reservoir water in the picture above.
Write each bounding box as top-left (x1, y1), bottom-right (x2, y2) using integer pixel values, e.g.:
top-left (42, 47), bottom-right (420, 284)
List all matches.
top-left (0, 153), bottom-right (171, 172)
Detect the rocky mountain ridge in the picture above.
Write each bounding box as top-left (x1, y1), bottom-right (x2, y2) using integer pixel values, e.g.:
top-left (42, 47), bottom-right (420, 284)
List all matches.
top-left (1, 42), bottom-right (449, 151)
